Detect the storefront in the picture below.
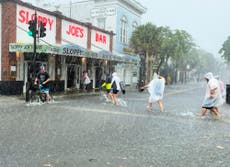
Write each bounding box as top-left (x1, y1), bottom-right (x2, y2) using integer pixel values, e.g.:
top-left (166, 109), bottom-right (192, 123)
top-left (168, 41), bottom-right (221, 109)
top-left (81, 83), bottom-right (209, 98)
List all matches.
top-left (1, 0), bottom-right (133, 95)
top-left (9, 43), bottom-right (125, 93)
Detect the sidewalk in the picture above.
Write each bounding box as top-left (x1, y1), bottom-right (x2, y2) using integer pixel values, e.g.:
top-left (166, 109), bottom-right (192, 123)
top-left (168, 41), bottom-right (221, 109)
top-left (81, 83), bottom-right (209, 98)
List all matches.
top-left (0, 89), bottom-right (101, 104)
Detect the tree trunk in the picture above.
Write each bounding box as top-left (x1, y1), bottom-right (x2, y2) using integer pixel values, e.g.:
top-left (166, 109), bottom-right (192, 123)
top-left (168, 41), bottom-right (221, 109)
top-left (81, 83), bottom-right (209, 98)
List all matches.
top-left (149, 55), bottom-right (153, 81)
top-left (145, 51), bottom-right (149, 83)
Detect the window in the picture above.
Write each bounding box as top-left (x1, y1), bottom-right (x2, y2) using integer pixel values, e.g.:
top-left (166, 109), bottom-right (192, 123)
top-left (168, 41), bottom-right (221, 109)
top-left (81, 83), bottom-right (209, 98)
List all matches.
top-left (97, 18), bottom-right (105, 29)
top-left (120, 16), bottom-right (128, 44)
top-left (132, 21), bottom-right (138, 32)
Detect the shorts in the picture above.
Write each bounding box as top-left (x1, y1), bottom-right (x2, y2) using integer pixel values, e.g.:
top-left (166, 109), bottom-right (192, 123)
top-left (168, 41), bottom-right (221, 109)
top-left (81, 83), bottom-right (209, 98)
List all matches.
top-left (202, 106), bottom-right (214, 110)
top-left (112, 89), bottom-right (119, 94)
top-left (39, 84), bottom-right (49, 93)
top-left (106, 89), bottom-right (111, 94)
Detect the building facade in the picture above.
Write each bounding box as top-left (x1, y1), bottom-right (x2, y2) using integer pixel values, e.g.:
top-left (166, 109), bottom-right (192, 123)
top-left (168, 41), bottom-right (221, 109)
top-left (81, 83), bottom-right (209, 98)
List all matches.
top-left (38, 0), bottom-right (146, 86)
top-left (0, 0), bottom-right (127, 95)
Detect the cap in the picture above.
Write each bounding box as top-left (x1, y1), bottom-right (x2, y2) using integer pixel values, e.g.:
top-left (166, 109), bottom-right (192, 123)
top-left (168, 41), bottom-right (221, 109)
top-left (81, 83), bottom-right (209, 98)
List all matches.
top-left (40, 65), bottom-right (45, 70)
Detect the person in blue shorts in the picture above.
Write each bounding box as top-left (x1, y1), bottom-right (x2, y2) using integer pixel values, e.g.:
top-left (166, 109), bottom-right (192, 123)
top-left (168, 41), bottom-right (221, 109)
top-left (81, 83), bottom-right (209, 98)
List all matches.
top-left (34, 65), bottom-right (51, 102)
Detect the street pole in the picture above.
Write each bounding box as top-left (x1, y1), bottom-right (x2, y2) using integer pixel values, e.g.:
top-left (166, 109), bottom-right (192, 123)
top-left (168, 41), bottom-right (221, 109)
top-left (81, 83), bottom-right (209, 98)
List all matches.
top-left (25, 11), bottom-right (37, 102)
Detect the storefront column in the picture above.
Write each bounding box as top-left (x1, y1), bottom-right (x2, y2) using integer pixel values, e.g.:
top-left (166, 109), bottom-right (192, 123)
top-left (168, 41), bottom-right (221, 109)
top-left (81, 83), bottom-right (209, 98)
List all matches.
top-left (92, 66), bottom-right (96, 89)
top-left (61, 56), bottom-right (67, 90)
top-left (16, 52), bottom-right (24, 81)
top-left (23, 62), bottom-right (28, 94)
top-left (48, 55), bottom-right (55, 80)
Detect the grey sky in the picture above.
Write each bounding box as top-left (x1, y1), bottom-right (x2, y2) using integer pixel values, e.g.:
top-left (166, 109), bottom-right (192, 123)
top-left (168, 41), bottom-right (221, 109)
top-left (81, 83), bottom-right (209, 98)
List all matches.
top-left (22, 0), bottom-right (230, 57)
top-left (139, 0), bottom-right (230, 57)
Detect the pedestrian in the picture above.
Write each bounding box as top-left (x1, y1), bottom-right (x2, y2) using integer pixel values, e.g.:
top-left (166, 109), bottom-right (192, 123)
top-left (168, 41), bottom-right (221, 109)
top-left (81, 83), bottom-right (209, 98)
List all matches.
top-left (101, 74), bottom-right (113, 102)
top-left (200, 72), bottom-right (224, 118)
top-left (215, 75), bottom-right (226, 99)
top-left (141, 72), bottom-right (165, 112)
top-left (82, 71), bottom-right (91, 91)
top-left (111, 72), bottom-right (121, 105)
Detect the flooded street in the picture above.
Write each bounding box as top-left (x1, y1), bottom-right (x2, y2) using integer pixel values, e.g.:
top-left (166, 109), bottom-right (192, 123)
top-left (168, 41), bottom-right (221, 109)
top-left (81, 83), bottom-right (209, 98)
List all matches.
top-left (0, 84), bottom-right (229, 167)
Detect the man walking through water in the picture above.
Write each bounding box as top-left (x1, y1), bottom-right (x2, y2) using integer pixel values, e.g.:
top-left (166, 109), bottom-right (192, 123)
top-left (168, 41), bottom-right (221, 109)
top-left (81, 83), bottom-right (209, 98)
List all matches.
top-left (141, 72), bottom-right (165, 112)
top-left (200, 72), bottom-right (224, 119)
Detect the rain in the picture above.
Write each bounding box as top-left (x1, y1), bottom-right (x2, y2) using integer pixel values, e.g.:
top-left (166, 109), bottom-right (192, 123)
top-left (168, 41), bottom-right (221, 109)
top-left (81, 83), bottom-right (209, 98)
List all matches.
top-left (1, 0), bottom-right (230, 167)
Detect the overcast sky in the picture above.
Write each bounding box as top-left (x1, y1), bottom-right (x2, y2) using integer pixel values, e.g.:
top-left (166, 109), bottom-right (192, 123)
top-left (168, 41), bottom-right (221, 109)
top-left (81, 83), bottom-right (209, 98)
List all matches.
top-left (22, 0), bottom-right (230, 57)
top-left (139, 0), bottom-right (230, 57)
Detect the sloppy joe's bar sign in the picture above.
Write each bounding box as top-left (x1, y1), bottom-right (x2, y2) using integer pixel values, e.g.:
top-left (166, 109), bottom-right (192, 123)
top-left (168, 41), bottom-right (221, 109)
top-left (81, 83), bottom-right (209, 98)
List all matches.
top-left (62, 20), bottom-right (88, 48)
top-left (91, 30), bottom-right (110, 52)
top-left (16, 5), bottom-right (56, 43)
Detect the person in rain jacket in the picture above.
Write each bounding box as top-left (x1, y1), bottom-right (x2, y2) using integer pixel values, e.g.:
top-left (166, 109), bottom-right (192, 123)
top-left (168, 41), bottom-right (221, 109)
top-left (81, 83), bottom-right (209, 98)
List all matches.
top-left (101, 74), bottom-right (113, 102)
top-left (141, 72), bottom-right (165, 112)
top-left (200, 72), bottom-right (224, 118)
top-left (111, 72), bottom-right (121, 105)
top-left (215, 75), bottom-right (226, 99)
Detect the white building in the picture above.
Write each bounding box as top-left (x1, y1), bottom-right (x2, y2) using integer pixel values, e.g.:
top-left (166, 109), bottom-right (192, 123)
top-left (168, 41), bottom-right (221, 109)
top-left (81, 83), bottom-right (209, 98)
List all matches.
top-left (35, 0), bottom-right (147, 86)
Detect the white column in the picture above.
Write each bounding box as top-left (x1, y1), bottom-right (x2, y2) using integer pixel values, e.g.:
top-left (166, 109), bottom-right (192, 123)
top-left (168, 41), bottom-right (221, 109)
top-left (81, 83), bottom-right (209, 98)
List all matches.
top-left (61, 56), bottom-right (67, 90)
top-left (48, 55), bottom-right (55, 80)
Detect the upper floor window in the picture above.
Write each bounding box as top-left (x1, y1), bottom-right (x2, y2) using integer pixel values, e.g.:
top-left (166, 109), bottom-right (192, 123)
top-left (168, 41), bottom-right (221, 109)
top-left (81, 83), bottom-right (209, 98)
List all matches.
top-left (120, 16), bottom-right (128, 44)
top-left (132, 21), bottom-right (138, 32)
top-left (97, 18), bottom-right (105, 29)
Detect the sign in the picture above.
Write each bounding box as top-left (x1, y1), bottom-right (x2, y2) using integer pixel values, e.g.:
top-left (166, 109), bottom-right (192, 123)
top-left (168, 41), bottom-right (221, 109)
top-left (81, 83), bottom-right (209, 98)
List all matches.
top-left (9, 43), bottom-right (126, 62)
top-left (91, 7), bottom-right (116, 17)
top-left (16, 5), bottom-right (56, 44)
top-left (62, 20), bottom-right (88, 48)
top-left (9, 43), bottom-right (60, 54)
top-left (61, 45), bottom-right (84, 57)
top-left (91, 30), bottom-right (110, 52)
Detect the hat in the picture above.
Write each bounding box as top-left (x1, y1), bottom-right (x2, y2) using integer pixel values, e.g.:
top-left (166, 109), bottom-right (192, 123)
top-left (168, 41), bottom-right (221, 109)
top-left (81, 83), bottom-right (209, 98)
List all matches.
top-left (204, 72), bottom-right (213, 80)
top-left (112, 72), bottom-right (117, 77)
top-left (40, 65), bottom-right (45, 70)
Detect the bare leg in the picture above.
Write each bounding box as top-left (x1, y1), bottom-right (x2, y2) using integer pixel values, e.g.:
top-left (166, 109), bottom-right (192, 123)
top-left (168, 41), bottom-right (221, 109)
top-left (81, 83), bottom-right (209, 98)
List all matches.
top-left (148, 102), bottom-right (153, 109)
top-left (46, 93), bottom-right (51, 102)
top-left (200, 107), bottom-right (207, 116)
top-left (157, 100), bottom-right (164, 112)
top-left (211, 107), bottom-right (221, 118)
top-left (108, 92), bottom-right (113, 101)
top-left (113, 94), bottom-right (118, 105)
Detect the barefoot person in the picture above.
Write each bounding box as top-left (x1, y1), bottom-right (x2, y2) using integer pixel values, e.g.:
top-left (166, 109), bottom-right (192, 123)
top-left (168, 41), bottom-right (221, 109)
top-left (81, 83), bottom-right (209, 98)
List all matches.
top-left (141, 72), bottom-right (165, 112)
top-left (200, 72), bottom-right (224, 118)
top-left (111, 72), bottom-right (121, 105)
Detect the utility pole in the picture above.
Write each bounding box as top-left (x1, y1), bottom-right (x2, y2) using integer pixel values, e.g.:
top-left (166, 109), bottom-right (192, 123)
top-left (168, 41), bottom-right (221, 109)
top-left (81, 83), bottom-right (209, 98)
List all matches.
top-left (26, 11), bottom-right (37, 102)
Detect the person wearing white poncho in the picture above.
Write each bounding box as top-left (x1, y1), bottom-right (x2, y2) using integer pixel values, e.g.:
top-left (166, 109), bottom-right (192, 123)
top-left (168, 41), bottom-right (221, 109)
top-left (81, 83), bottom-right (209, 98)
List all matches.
top-left (200, 72), bottom-right (224, 118)
top-left (141, 73), bottom-right (165, 112)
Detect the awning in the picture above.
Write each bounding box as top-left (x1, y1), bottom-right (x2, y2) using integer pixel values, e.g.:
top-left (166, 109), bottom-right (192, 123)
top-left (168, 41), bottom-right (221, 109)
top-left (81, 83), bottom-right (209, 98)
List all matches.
top-left (9, 43), bottom-right (138, 63)
top-left (123, 53), bottom-right (140, 64)
top-left (114, 52), bottom-right (140, 64)
top-left (9, 43), bottom-right (60, 54)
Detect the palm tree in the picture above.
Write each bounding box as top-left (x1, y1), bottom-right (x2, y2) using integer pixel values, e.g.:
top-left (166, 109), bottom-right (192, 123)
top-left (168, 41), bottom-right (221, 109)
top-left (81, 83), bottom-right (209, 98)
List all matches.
top-left (130, 23), bottom-right (162, 82)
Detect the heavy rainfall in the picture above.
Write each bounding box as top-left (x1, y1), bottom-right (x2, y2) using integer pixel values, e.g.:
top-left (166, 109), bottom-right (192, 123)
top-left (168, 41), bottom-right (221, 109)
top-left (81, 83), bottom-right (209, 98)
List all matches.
top-left (0, 0), bottom-right (230, 167)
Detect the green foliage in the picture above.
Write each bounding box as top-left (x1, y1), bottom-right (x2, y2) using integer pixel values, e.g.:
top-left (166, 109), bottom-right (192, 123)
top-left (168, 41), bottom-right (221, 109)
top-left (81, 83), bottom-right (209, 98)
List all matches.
top-left (130, 22), bottom-right (161, 53)
top-left (129, 22), bottom-right (221, 80)
top-left (219, 36), bottom-right (230, 64)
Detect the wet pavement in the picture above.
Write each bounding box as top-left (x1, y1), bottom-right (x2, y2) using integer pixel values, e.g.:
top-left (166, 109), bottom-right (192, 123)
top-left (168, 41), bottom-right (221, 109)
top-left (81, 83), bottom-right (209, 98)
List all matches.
top-left (0, 83), bottom-right (229, 167)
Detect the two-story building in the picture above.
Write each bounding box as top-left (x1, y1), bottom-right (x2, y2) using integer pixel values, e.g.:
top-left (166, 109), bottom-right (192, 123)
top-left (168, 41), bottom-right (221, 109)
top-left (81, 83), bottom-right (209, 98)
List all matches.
top-left (37, 0), bottom-right (147, 86)
top-left (0, 0), bottom-right (128, 95)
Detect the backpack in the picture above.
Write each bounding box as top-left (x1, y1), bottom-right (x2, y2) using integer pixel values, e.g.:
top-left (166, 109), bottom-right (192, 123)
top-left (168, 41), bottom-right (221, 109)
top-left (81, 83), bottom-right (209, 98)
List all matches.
top-left (119, 81), bottom-right (126, 94)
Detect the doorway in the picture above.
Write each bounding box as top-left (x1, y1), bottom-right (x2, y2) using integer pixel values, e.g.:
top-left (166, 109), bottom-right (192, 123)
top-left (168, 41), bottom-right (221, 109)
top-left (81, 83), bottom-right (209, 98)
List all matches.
top-left (95, 67), bottom-right (103, 88)
top-left (67, 65), bottom-right (75, 88)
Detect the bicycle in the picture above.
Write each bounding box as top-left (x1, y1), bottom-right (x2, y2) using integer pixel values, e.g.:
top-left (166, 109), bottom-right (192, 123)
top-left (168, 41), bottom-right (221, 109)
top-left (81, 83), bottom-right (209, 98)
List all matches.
top-left (30, 83), bottom-right (52, 104)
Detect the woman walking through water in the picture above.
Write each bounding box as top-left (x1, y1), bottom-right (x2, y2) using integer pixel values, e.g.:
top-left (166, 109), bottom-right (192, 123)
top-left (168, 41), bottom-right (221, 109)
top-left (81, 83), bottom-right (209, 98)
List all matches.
top-left (141, 72), bottom-right (165, 112)
top-left (200, 72), bottom-right (224, 118)
top-left (111, 72), bottom-right (121, 105)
